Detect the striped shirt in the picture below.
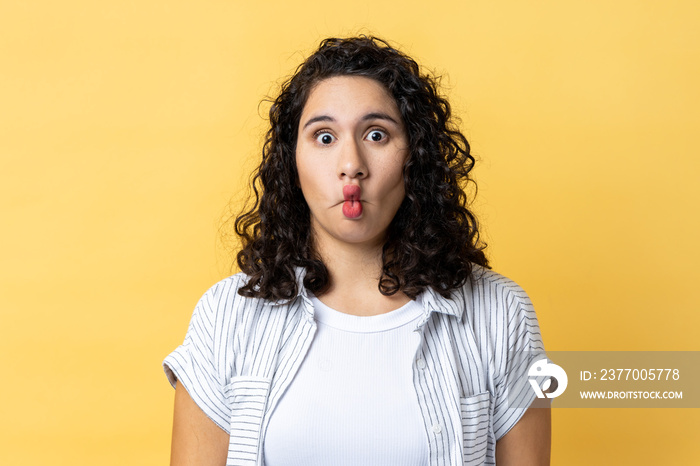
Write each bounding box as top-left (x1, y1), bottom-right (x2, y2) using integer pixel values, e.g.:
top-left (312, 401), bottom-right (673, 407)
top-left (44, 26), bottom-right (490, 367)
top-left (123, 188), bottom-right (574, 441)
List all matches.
top-left (163, 265), bottom-right (545, 466)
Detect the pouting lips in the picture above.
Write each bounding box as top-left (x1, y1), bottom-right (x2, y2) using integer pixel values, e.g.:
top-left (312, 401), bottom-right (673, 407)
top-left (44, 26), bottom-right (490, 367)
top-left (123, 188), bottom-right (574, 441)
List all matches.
top-left (342, 185), bottom-right (362, 218)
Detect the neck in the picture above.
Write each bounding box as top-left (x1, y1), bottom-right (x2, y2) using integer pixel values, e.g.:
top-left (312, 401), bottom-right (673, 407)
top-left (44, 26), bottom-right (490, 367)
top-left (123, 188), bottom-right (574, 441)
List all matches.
top-left (314, 233), bottom-right (385, 293)
top-left (310, 230), bottom-right (410, 316)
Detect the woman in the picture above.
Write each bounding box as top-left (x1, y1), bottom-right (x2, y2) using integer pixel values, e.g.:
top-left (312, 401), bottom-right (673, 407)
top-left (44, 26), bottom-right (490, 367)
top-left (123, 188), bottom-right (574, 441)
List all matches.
top-left (164, 36), bottom-right (551, 466)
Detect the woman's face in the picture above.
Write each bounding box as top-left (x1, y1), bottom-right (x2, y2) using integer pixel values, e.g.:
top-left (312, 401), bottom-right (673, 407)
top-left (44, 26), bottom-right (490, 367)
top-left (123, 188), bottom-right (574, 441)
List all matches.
top-left (296, 75), bottom-right (409, 251)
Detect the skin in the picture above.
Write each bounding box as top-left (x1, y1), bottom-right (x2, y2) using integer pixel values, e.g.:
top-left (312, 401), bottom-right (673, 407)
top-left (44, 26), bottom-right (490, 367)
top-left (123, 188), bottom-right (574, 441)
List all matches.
top-left (295, 75), bottom-right (412, 315)
top-left (170, 382), bottom-right (228, 466)
top-left (169, 75), bottom-right (551, 465)
top-left (496, 402), bottom-right (551, 465)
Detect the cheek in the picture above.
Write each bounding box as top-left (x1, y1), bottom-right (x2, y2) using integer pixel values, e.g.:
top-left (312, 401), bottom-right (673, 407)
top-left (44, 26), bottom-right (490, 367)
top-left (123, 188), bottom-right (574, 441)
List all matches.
top-left (296, 157), bottom-right (331, 203)
top-left (378, 153), bottom-right (408, 194)
top-left (295, 149), bottom-right (314, 191)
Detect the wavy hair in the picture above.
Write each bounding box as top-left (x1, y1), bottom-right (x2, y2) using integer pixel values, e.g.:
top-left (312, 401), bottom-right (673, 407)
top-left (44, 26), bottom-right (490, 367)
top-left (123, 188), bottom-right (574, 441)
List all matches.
top-left (234, 36), bottom-right (489, 301)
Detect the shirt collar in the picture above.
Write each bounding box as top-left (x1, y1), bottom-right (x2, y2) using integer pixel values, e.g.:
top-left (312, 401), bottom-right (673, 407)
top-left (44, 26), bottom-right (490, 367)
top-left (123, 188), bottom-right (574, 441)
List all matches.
top-left (271, 266), bottom-right (464, 321)
top-left (419, 284), bottom-right (465, 320)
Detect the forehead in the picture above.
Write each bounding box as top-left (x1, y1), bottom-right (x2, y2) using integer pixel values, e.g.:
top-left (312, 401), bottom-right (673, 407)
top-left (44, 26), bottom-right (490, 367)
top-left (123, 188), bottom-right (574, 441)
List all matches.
top-left (300, 76), bottom-right (400, 120)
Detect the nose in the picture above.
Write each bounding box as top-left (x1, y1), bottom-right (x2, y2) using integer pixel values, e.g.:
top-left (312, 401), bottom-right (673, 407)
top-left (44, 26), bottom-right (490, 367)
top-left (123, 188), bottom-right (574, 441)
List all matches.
top-left (337, 138), bottom-right (368, 180)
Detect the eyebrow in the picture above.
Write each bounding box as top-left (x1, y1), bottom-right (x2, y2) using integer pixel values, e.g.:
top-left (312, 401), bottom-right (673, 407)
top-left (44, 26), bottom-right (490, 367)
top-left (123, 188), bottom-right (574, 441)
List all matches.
top-left (301, 112), bottom-right (400, 130)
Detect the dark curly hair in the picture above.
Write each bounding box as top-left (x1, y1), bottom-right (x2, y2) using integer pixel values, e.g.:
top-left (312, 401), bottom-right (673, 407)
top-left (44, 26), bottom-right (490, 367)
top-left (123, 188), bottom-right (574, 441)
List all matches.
top-left (234, 35), bottom-right (489, 301)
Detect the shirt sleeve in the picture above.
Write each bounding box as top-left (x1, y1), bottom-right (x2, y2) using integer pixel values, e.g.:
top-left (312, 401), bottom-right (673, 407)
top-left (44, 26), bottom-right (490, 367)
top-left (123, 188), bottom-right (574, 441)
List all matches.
top-left (163, 285), bottom-right (231, 433)
top-left (492, 281), bottom-right (546, 441)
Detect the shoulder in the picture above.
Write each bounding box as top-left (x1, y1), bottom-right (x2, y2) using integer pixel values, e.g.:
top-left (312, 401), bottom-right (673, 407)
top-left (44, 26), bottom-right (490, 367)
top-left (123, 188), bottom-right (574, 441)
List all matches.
top-left (456, 265), bottom-right (535, 319)
top-left (457, 264), bottom-right (543, 350)
top-left (192, 272), bottom-right (272, 324)
top-left (200, 272), bottom-right (248, 300)
top-left (466, 264), bottom-right (531, 301)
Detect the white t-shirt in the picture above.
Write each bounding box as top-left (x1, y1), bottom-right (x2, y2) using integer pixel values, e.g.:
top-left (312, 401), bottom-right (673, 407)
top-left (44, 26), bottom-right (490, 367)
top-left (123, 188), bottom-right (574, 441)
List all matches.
top-left (263, 295), bottom-right (429, 466)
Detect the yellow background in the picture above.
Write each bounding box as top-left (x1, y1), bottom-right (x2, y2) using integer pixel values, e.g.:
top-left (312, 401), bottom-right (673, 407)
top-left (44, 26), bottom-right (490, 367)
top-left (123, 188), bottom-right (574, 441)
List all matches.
top-left (2, 0), bottom-right (698, 464)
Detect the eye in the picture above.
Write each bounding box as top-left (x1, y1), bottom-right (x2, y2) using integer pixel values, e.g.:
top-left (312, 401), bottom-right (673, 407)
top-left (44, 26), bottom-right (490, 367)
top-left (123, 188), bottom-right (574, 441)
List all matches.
top-left (315, 132), bottom-right (335, 145)
top-left (366, 130), bottom-right (386, 142)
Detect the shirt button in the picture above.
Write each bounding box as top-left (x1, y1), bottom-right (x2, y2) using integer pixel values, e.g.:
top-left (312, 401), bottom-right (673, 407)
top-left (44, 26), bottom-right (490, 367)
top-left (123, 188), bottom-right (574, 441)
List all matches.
top-left (432, 423), bottom-right (442, 434)
top-left (416, 358), bottom-right (426, 369)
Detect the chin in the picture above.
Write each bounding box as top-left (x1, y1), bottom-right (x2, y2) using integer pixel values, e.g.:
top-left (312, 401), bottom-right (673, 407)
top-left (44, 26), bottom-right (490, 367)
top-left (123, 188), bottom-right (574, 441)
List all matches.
top-left (334, 227), bottom-right (386, 246)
